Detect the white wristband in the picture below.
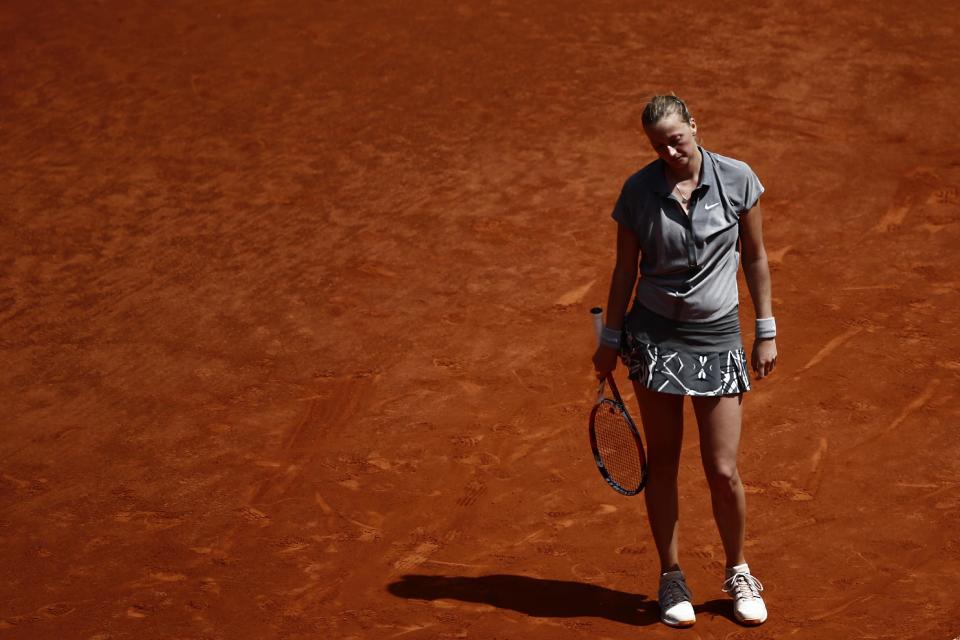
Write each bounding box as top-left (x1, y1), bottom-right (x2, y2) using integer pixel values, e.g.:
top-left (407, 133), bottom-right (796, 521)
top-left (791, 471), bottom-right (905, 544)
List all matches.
top-left (600, 326), bottom-right (622, 349)
top-left (756, 317), bottom-right (776, 339)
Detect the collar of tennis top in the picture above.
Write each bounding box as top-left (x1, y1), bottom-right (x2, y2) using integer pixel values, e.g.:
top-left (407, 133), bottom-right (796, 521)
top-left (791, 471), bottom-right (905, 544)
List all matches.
top-left (654, 145), bottom-right (717, 198)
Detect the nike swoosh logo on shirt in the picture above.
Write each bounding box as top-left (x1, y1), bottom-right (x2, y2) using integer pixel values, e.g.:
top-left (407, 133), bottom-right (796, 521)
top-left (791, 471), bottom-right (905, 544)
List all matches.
top-left (705, 202), bottom-right (721, 210)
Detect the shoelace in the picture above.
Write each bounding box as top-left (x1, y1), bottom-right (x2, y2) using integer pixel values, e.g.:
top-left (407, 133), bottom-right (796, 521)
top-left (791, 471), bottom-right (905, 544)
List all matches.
top-left (659, 577), bottom-right (692, 607)
top-left (722, 572), bottom-right (764, 600)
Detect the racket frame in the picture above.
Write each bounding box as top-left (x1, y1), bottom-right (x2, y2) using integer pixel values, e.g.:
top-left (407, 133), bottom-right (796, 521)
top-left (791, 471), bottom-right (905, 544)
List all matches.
top-left (589, 307), bottom-right (648, 495)
top-left (589, 373), bottom-right (648, 496)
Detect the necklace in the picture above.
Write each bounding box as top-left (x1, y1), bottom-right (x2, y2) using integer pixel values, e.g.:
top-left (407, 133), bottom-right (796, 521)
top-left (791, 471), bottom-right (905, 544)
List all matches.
top-left (674, 183), bottom-right (692, 203)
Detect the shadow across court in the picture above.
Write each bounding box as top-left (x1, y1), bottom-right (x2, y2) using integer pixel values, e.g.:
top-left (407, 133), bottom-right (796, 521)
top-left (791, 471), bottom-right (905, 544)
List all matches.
top-left (386, 573), bottom-right (661, 626)
top-left (695, 598), bottom-right (738, 624)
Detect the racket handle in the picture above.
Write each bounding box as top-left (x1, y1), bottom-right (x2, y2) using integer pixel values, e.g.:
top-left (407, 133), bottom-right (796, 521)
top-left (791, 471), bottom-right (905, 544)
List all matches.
top-left (590, 306), bottom-right (604, 346)
top-left (591, 306), bottom-right (609, 402)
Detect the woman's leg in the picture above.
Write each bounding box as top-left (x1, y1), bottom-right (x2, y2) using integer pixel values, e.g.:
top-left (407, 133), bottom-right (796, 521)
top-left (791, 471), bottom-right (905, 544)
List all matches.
top-left (693, 393), bottom-right (768, 624)
top-left (633, 383), bottom-right (685, 572)
top-left (691, 394), bottom-right (747, 567)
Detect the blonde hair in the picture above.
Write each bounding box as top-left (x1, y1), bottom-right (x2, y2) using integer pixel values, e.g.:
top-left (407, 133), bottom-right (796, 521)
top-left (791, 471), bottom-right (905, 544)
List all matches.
top-left (641, 94), bottom-right (693, 127)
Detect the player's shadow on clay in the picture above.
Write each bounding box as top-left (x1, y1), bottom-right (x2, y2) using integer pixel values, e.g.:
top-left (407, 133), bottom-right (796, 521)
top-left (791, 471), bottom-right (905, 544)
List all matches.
top-left (386, 574), bottom-right (660, 626)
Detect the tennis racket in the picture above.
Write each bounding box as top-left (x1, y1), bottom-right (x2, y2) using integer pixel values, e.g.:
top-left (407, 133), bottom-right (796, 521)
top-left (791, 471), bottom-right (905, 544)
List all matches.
top-left (589, 307), bottom-right (648, 496)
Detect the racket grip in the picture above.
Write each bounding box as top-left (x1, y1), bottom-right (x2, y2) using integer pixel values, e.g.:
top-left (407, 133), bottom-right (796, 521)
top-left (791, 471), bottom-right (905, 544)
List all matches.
top-left (590, 306), bottom-right (604, 346)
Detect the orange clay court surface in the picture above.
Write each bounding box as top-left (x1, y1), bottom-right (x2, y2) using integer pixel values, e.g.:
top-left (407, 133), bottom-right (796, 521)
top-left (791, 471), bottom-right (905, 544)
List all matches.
top-left (3, 2), bottom-right (960, 639)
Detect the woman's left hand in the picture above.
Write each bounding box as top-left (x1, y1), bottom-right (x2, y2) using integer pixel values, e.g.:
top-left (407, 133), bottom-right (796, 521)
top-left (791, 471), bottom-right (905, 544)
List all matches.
top-left (752, 338), bottom-right (778, 379)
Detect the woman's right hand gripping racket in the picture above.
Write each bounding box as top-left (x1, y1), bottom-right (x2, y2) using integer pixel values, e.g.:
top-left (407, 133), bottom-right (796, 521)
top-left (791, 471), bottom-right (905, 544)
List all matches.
top-left (589, 307), bottom-right (648, 496)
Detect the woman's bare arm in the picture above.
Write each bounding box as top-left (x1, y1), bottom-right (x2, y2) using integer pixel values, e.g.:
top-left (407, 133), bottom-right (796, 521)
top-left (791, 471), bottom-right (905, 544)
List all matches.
top-left (593, 224), bottom-right (639, 376)
top-left (604, 223), bottom-right (640, 330)
top-left (739, 205), bottom-right (778, 378)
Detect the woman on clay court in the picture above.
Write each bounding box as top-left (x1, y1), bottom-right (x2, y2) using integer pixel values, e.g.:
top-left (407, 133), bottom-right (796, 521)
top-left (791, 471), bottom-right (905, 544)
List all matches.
top-left (592, 94), bottom-right (777, 628)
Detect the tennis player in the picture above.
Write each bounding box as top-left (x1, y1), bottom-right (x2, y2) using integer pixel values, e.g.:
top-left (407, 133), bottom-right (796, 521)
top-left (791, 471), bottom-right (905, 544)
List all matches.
top-left (592, 94), bottom-right (777, 627)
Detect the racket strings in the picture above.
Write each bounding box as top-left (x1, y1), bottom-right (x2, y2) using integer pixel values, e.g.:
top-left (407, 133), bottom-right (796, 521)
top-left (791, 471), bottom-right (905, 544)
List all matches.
top-left (594, 402), bottom-right (643, 490)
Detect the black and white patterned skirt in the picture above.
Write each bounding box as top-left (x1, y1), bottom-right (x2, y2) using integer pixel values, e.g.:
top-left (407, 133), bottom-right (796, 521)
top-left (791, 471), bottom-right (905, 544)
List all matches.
top-left (619, 305), bottom-right (751, 397)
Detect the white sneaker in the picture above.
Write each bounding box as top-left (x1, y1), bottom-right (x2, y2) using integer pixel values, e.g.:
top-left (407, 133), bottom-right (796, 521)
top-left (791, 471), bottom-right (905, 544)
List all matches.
top-left (722, 564), bottom-right (767, 625)
top-left (658, 570), bottom-right (696, 628)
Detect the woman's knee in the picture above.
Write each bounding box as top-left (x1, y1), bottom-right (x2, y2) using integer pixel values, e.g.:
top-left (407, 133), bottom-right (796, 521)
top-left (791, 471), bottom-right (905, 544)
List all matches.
top-left (704, 463), bottom-right (741, 496)
top-left (646, 449), bottom-right (682, 480)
